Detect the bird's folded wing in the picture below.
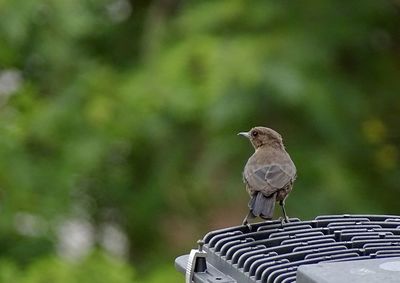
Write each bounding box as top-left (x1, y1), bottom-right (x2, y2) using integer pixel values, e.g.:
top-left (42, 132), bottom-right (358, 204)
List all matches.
top-left (245, 163), bottom-right (296, 194)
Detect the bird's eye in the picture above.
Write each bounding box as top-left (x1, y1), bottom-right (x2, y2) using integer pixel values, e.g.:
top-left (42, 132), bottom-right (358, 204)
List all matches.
top-left (251, 131), bottom-right (258, 137)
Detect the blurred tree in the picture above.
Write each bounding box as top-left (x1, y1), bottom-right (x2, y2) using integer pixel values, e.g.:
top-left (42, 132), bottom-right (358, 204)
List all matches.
top-left (0, 0), bottom-right (400, 282)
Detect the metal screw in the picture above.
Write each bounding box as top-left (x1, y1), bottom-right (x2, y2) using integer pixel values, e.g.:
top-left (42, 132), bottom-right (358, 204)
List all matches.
top-left (197, 240), bottom-right (204, 252)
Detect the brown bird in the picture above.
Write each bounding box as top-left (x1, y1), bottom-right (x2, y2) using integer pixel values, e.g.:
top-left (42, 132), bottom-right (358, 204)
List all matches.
top-left (238, 126), bottom-right (297, 226)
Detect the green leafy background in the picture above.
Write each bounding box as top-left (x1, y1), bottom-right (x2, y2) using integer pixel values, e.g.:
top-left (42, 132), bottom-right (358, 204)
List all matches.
top-left (1, 0), bottom-right (399, 282)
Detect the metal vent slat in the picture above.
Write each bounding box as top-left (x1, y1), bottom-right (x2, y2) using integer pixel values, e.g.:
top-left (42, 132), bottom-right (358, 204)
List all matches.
top-left (194, 214), bottom-right (400, 283)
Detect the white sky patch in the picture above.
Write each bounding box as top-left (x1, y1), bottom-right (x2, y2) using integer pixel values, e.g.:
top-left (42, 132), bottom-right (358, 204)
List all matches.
top-left (99, 223), bottom-right (129, 259)
top-left (0, 69), bottom-right (22, 100)
top-left (56, 218), bottom-right (94, 260)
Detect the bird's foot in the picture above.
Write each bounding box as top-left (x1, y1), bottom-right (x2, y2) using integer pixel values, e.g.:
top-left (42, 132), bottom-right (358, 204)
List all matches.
top-left (246, 223), bottom-right (253, 231)
top-left (242, 220), bottom-right (253, 231)
top-left (278, 216), bottom-right (290, 228)
top-left (279, 217), bottom-right (284, 228)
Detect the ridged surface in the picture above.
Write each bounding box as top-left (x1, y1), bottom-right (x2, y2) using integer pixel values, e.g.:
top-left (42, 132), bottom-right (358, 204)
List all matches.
top-left (202, 215), bottom-right (400, 283)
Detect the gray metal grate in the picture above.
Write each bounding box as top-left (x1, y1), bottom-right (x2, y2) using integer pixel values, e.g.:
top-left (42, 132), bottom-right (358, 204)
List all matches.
top-left (175, 214), bottom-right (400, 283)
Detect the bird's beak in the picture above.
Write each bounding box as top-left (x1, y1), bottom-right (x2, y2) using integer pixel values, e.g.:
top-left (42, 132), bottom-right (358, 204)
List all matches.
top-left (237, 131), bottom-right (250, 138)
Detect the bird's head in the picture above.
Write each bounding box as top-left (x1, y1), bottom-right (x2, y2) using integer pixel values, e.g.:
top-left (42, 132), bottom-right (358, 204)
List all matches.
top-left (238, 126), bottom-right (283, 149)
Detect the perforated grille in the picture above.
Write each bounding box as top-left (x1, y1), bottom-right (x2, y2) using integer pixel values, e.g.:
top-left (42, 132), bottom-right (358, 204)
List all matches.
top-left (198, 215), bottom-right (400, 283)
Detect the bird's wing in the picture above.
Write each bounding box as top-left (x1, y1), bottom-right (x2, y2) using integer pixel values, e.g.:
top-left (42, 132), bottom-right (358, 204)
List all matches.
top-left (244, 163), bottom-right (296, 194)
top-left (263, 163), bottom-right (296, 188)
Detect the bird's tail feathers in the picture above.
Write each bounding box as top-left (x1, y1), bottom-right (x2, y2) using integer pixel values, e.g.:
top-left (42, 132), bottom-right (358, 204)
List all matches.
top-left (249, 192), bottom-right (276, 219)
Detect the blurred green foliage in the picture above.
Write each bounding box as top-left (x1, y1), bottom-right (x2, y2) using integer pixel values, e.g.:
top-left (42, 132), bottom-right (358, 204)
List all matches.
top-left (0, 251), bottom-right (135, 283)
top-left (1, 0), bottom-right (400, 282)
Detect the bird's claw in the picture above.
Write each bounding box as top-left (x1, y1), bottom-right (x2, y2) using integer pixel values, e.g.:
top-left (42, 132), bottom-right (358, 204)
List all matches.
top-left (242, 220), bottom-right (253, 231)
top-left (278, 216), bottom-right (290, 228)
top-left (279, 217), bottom-right (284, 228)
